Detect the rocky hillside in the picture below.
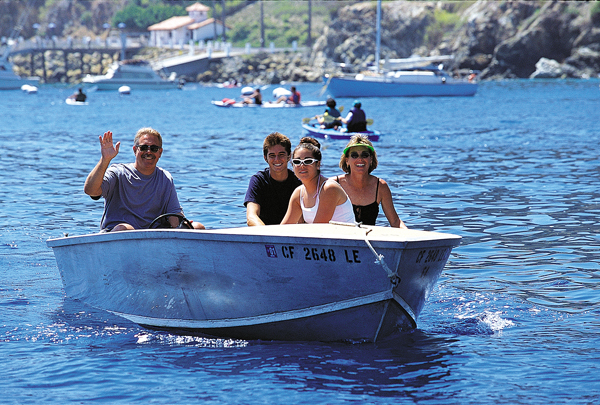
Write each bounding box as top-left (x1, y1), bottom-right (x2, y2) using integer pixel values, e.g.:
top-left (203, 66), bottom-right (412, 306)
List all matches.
top-left (311, 0), bottom-right (600, 80)
top-left (6, 0), bottom-right (600, 84)
top-left (199, 0), bottom-right (600, 84)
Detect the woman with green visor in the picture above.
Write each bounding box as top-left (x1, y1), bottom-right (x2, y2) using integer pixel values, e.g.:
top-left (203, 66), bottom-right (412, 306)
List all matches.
top-left (333, 135), bottom-right (408, 228)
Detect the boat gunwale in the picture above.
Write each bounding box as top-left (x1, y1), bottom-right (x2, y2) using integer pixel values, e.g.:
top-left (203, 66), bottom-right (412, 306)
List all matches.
top-left (46, 224), bottom-right (461, 249)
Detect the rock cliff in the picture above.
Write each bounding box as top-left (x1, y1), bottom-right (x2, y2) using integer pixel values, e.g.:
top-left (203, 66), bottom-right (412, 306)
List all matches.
top-left (199, 0), bottom-right (600, 84)
top-left (311, 0), bottom-right (600, 80)
top-left (8, 0), bottom-right (600, 84)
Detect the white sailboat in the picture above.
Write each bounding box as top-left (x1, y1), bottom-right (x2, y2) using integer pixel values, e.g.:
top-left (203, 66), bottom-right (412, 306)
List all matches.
top-left (323, 0), bottom-right (478, 98)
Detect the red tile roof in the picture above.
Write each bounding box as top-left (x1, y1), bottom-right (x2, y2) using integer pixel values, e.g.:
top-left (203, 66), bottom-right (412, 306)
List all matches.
top-left (186, 2), bottom-right (210, 12)
top-left (148, 16), bottom-right (195, 31)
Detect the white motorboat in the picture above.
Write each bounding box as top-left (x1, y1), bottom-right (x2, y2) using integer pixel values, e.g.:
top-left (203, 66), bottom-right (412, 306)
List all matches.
top-left (0, 57), bottom-right (39, 90)
top-left (82, 59), bottom-right (180, 91)
top-left (323, 1), bottom-right (477, 98)
top-left (47, 223), bottom-right (461, 342)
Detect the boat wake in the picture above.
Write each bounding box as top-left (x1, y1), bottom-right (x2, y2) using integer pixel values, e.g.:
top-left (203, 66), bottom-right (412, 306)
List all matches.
top-left (135, 332), bottom-right (248, 348)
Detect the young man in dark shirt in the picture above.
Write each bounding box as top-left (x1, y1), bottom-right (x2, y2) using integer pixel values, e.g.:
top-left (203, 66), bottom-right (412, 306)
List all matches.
top-left (244, 132), bottom-right (301, 226)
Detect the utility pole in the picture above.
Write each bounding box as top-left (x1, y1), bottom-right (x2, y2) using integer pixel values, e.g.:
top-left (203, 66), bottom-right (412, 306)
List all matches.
top-left (212, 1), bottom-right (217, 39)
top-left (307, 0), bottom-right (312, 48)
top-left (260, 0), bottom-right (265, 49)
top-left (221, 0), bottom-right (226, 41)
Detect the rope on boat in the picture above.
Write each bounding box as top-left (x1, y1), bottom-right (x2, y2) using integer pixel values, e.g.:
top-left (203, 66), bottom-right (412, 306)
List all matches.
top-left (329, 221), bottom-right (399, 285)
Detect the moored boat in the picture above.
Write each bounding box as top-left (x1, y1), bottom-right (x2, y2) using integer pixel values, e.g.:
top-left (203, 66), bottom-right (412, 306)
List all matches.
top-left (82, 59), bottom-right (180, 91)
top-left (211, 99), bottom-right (326, 108)
top-left (322, 0), bottom-right (477, 98)
top-left (0, 57), bottom-right (39, 90)
top-left (302, 123), bottom-right (381, 141)
top-left (65, 98), bottom-right (88, 105)
top-left (46, 223), bottom-right (460, 342)
top-left (324, 68), bottom-right (478, 98)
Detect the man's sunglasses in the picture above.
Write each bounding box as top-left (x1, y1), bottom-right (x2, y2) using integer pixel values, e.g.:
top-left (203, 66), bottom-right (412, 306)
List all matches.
top-left (137, 144), bottom-right (161, 152)
top-left (292, 158), bottom-right (319, 166)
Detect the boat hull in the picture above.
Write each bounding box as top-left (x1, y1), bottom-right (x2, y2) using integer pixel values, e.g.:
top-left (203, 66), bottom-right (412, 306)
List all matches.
top-left (65, 98), bottom-right (88, 105)
top-left (302, 123), bottom-right (380, 141)
top-left (47, 224), bottom-right (460, 342)
top-left (0, 75), bottom-right (40, 90)
top-left (326, 75), bottom-right (478, 98)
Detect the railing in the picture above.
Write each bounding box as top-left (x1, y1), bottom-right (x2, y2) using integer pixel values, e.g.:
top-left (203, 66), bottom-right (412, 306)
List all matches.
top-left (2, 35), bottom-right (145, 55)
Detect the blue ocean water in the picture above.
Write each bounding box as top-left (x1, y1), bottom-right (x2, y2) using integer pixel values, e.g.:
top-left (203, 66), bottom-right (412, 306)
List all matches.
top-left (1, 80), bottom-right (599, 403)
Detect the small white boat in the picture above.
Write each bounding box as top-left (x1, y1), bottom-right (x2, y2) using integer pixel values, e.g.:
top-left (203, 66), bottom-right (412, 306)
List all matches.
top-left (211, 99), bottom-right (326, 108)
top-left (82, 59), bottom-right (179, 91)
top-left (47, 223), bottom-right (460, 342)
top-left (21, 84), bottom-right (38, 94)
top-left (65, 98), bottom-right (88, 105)
top-left (0, 57), bottom-right (39, 90)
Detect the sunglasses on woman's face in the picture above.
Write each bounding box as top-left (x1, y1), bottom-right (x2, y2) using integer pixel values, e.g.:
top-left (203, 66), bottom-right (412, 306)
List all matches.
top-left (350, 151), bottom-right (370, 159)
top-left (292, 158), bottom-right (318, 166)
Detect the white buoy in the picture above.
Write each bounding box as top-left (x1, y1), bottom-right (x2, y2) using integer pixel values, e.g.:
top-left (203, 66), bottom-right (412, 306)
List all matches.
top-left (118, 85), bottom-right (131, 95)
top-left (241, 86), bottom-right (254, 96)
top-left (272, 87), bottom-right (291, 99)
top-left (21, 84), bottom-right (38, 94)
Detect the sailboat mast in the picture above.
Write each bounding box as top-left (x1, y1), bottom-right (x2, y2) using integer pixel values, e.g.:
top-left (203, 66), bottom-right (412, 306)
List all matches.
top-left (375, 0), bottom-right (381, 73)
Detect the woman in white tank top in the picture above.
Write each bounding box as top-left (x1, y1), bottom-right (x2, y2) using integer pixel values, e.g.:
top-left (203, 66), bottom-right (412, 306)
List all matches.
top-left (281, 137), bottom-right (355, 225)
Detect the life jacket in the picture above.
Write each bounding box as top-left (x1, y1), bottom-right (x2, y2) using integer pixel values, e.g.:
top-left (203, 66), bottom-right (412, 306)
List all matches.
top-left (326, 107), bottom-right (341, 118)
top-left (292, 91), bottom-right (301, 104)
top-left (349, 107), bottom-right (366, 124)
top-left (347, 107), bottom-right (367, 132)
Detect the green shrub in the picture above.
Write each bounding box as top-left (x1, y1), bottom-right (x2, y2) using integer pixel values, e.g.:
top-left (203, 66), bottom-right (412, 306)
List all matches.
top-left (592, 2), bottom-right (600, 24)
top-left (424, 8), bottom-right (462, 47)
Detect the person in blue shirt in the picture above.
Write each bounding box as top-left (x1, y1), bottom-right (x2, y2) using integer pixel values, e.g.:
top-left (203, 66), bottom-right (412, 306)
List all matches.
top-left (84, 128), bottom-right (205, 231)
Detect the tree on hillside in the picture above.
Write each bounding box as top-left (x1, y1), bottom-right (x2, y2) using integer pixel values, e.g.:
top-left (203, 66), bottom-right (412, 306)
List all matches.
top-left (112, 2), bottom-right (185, 31)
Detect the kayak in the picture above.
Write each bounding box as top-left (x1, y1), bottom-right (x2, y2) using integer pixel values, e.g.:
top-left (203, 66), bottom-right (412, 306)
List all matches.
top-left (65, 98), bottom-right (88, 105)
top-left (301, 123), bottom-right (381, 141)
top-left (212, 99), bottom-right (326, 108)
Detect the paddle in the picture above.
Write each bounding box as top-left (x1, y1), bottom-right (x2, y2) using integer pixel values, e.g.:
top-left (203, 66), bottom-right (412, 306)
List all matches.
top-left (302, 106), bottom-right (344, 124)
top-left (320, 115), bottom-right (374, 126)
top-left (319, 75), bottom-right (333, 97)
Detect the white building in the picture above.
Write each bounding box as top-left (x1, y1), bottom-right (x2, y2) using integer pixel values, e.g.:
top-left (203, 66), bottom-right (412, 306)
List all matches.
top-left (148, 2), bottom-right (228, 47)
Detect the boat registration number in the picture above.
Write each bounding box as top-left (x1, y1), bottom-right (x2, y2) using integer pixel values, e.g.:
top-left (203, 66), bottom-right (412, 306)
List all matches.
top-left (265, 245), bottom-right (361, 263)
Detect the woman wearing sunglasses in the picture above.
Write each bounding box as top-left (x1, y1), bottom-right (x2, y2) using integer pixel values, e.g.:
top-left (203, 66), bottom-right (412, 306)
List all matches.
top-left (281, 137), bottom-right (355, 224)
top-left (333, 135), bottom-right (407, 228)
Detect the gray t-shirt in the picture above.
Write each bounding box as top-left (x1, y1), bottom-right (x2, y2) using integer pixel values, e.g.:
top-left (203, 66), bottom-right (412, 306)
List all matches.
top-left (99, 163), bottom-right (182, 230)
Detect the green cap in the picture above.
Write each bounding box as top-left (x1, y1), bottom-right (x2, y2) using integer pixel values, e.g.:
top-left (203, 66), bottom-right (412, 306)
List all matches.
top-left (343, 143), bottom-right (375, 155)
